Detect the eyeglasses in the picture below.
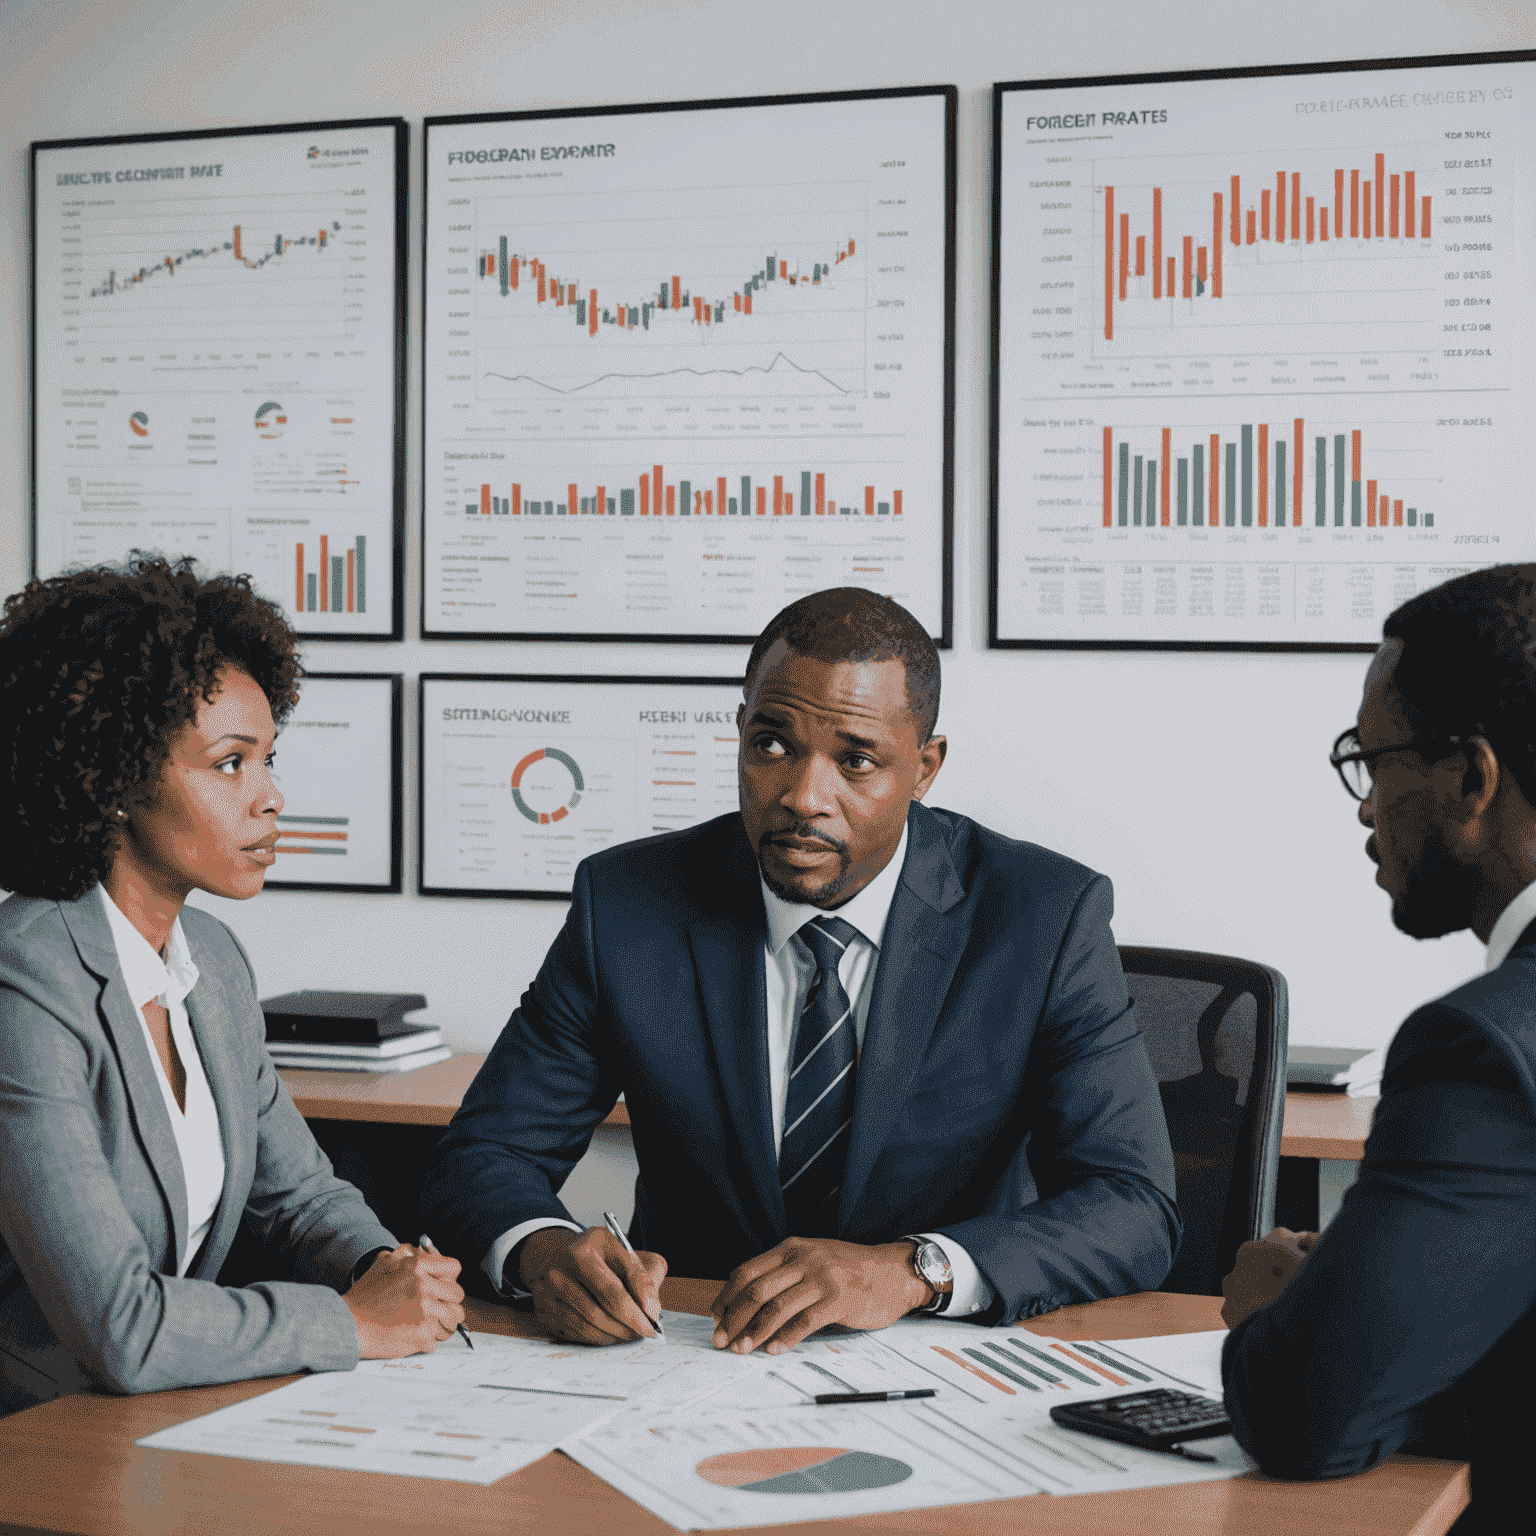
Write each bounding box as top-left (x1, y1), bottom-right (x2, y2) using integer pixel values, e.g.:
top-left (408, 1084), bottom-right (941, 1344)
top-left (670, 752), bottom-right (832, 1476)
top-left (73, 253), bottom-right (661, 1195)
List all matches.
top-left (1328, 728), bottom-right (1468, 801)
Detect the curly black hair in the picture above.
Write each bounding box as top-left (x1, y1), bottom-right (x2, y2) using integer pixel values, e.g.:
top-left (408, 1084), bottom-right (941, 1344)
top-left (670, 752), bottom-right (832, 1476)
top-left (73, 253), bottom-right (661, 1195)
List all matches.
top-left (744, 587), bottom-right (941, 743)
top-left (0, 556), bottom-right (301, 901)
top-left (1382, 563), bottom-right (1536, 807)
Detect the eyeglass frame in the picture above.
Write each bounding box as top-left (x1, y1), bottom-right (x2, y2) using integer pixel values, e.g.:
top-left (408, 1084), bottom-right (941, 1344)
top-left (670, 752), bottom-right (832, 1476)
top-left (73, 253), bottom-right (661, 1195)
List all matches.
top-left (1328, 727), bottom-right (1470, 802)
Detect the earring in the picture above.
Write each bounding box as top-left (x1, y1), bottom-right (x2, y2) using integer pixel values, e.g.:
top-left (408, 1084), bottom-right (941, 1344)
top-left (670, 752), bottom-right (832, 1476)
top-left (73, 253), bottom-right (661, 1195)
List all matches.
top-left (115, 809), bottom-right (127, 819)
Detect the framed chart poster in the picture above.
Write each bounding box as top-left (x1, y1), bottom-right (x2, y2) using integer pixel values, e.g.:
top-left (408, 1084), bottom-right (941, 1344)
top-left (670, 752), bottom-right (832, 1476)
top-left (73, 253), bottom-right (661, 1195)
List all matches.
top-left (991, 52), bottom-right (1536, 649)
top-left (267, 673), bottom-right (402, 893)
top-left (31, 117), bottom-right (407, 639)
top-left (420, 674), bottom-right (743, 898)
top-left (422, 88), bottom-right (954, 644)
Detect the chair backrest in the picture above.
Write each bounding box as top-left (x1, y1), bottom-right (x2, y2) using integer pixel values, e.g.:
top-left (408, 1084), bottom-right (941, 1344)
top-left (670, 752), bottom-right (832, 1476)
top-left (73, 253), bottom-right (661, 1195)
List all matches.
top-left (1118, 946), bottom-right (1288, 1296)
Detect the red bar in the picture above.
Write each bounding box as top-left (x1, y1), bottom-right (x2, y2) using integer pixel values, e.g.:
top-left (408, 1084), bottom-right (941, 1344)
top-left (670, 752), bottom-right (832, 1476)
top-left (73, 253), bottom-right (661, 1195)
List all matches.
top-left (653, 465), bottom-right (663, 516)
top-left (1366, 478), bottom-right (1377, 526)
top-left (555, 280), bottom-right (564, 306)
top-left (1390, 174), bottom-right (1400, 238)
top-left (1246, 209), bottom-right (1256, 244)
top-left (865, 486), bottom-right (875, 517)
top-left (1231, 175), bottom-right (1241, 244)
top-left (234, 225), bottom-right (242, 261)
top-left (1291, 173), bottom-right (1301, 241)
top-left (703, 490), bottom-right (711, 514)
top-left (568, 483), bottom-right (578, 517)
top-left (1261, 189), bottom-right (1271, 241)
top-left (1394, 498), bottom-right (1403, 526)
top-left (1210, 434), bottom-right (1220, 524)
top-left (1422, 194), bottom-right (1431, 235)
top-left (847, 236), bottom-right (854, 256)
top-left (1103, 427), bottom-right (1113, 527)
top-left (1320, 206), bottom-right (1329, 241)
top-left (1182, 235), bottom-right (1192, 299)
top-left (615, 304), bottom-right (624, 329)
top-left (513, 483), bottom-right (521, 515)
top-left (638, 476), bottom-right (648, 516)
top-left (1119, 212), bottom-right (1129, 301)
top-left (1405, 171), bottom-right (1416, 237)
top-left (666, 484), bottom-right (676, 515)
top-left (537, 266), bottom-right (546, 303)
top-left (773, 474), bottom-right (783, 515)
top-left (671, 276), bottom-right (681, 310)
top-left (346, 548), bottom-right (354, 613)
top-left (1161, 428), bottom-right (1171, 525)
top-left (1212, 192), bottom-right (1223, 297)
top-left (1104, 185), bottom-right (1115, 340)
top-left (1135, 235), bottom-right (1146, 278)
top-left (779, 260), bottom-right (787, 280)
top-left (1335, 168), bottom-right (1344, 241)
top-left (1258, 424), bottom-right (1269, 526)
top-left (319, 535), bottom-right (329, 612)
top-left (589, 289), bottom-right (597, 336)
top-left (756, 486), bottom-right (766, 515)
top-left (744, 292), bottom-right (752, 315)
top-left (1275, 173), bottom-right (1284, 239)
top-left (1382, 494), bottom-right (1391, 526)
top-left (1197, 246), bottom-right (1208, 286)
top-left (1306, 197), bottom-right (1315, 243)
top-left (1363, 181), bottom-right (1371, 239)
top-left (596, 484), bottom-right (606, 517)
top-left (815, 471), bottom-right (825, 515)
top-left (510, 257), bottom-right (518, 291)
top-left (1166, 256), bottom-right (1174, 295)
top-left (480, 484), bottom-right (490, 516)
top-left (1152, 185), bottom-right (1162, 298)
top-left (733, 293), bottom-right (741, 311)
top-left (1375, 153), bottom-right (1385, 238)
top-left (295, 542), bottom-right (303, 610)
top-left (693, 296), bottom-right (703, 323)
top-left (1351, 168), bottom-right (1359, 237)
top-left (893, 490), bottom-right (902, 516)
top-left (1294, 417), bottom-right (1304, 526)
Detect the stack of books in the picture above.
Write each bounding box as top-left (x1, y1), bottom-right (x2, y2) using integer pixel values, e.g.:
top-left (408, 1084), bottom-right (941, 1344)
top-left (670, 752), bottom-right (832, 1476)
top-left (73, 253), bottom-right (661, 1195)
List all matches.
top-left (261, 990), bottom-right (451, 1074)
top-left (1286, 1045), bottom-right (1384, 1099)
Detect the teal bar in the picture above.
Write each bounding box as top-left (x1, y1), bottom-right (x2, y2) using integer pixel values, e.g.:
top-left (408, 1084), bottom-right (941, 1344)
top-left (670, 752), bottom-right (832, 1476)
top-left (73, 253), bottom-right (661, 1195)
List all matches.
top-left (1241, 425), bottom-right (1253, 526)
top-left (355, 536), bottom-right (365, 613)
top-left (1407, 507), bottom-right (1417, 526)
top-left (499, 235), bottom-right (508, 297)
top-left (465, 503), bottom-right (475, 516)
top-left (877, 501), bottom-right (889, 515)
top-left (1192, 444), bottom-right (1204, 526)
top-left (1147, 461), bottom-right (1157, 527)
top-left (1225, 443), bottom-right (1237, 525)
top-left (1275, 442), bottom-right (1286, 527)
top-left (1118, 443), bottom-right (1129, 526)
top-left (680, 479), bottom-right (691, 514)
top-left (620, 488), bottom-right (634, 515)
top-left (728, 498), bottom-right (737, 514)
top-left (740, 475), bottom-right (750, 517)
top-left (1316, 438), bottom-right (1327, 526)
top-left (607, 497), bottom-right (615, 514)
top-left (1133, 455), bottom-right (1143, 526)
top-left (800, 471), bottom-right (811, 515)
top-left (1334, 435), bottom-right (1346, 525)
top-left (330, 556), bottom-right (343, 612)
top-left (1352, 480), bottom-right (1361, 526)
top-left (1425, 512), bottom-right (1434, 526)
top-left (1177, 458), bottom-right (1188, 525)
top-left (306, 572), bottom-right (316, 612)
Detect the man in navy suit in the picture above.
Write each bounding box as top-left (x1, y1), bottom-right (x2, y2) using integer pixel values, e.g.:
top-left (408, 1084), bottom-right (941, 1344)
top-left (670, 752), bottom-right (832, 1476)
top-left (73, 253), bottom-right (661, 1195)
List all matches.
top-left (423, 588), bottom-right (1178, 1353)
top-left (1221, 565), bottom-right (1536, 1534)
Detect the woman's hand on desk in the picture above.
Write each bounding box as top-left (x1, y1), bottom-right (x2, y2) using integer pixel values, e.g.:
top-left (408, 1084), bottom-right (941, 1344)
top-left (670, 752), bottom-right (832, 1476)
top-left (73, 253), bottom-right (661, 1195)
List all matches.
top-left (345, 1242), bottom-right (466, 1358)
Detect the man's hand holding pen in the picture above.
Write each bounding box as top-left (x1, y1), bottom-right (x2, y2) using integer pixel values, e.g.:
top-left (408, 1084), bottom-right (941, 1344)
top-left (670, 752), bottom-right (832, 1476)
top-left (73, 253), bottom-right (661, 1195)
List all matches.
top-left (517, 1224), bottom-right (668, 1345)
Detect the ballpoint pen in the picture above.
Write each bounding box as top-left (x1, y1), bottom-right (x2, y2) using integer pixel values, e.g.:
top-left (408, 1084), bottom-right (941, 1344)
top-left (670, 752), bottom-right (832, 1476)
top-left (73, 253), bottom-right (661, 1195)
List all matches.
top-left (602, 1210), bottom-right (666, 1340)
top-left (417, 1234), bottom-right (474, 1349)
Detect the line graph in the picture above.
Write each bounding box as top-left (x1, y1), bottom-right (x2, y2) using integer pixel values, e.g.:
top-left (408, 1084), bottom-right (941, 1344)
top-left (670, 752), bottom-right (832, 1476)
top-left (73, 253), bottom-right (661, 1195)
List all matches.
top-left (479, 351), bottom-right (851, 400)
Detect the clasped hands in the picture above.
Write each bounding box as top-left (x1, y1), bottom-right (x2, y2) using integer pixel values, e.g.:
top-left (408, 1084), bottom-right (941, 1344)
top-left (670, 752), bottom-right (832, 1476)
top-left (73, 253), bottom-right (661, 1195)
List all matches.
top-left (1220, 1226), bottom-right (1318, 1329)
top-left (518, 1226), bottom-right (932, 1352)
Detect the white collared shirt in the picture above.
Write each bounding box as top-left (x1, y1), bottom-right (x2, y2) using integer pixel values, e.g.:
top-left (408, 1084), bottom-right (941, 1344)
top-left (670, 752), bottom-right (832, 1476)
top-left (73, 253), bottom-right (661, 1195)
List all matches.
top-left (486, 823), bottom-right (996, 1317)
top-left (98, 885), bottom-right (225, 1276)
top-left (1484, 880), bottom-right (1536, 971)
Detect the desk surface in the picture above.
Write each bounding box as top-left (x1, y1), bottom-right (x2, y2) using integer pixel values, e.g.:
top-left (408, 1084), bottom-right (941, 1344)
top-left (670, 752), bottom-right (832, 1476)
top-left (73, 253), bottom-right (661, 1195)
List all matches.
top-left (279, 1056), bottom-right (1372, 1156)
top-left (0, 1285), bottom-right (1465, 1536)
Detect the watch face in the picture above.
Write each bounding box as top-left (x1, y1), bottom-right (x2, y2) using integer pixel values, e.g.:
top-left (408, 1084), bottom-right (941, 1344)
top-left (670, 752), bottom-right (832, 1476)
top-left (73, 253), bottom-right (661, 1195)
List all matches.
top-left (916, 1242), bottom-right (953, 1288)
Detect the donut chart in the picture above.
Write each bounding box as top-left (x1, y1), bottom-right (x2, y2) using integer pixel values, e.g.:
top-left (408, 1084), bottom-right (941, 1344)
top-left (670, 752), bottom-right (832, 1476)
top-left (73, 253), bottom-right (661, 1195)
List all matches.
top-left (694, 1447), bottom-right (913, 1495)
top-left (510, 746), bottom-right (584, 824)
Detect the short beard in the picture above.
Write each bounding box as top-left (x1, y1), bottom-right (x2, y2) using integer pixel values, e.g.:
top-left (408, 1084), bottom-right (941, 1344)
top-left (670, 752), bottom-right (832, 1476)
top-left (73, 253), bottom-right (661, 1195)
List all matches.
top-left (1392, 822), bottom-right (1480, 940)
top-left (758, 823), bottom-right (853, 908)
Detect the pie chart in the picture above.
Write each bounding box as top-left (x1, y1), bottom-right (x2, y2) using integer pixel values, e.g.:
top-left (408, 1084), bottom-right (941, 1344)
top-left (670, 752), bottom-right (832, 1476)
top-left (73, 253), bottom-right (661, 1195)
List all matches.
top-left (694, 1447), bottom-right (913, 1495)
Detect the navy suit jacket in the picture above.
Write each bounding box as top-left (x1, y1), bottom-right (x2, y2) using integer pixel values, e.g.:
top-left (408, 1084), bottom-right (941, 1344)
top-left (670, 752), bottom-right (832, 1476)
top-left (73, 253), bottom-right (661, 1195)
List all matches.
top-left (423, 803), bottom-right (1179, 1322)
top-left (1222, 920), bottom-right (1536, 1535)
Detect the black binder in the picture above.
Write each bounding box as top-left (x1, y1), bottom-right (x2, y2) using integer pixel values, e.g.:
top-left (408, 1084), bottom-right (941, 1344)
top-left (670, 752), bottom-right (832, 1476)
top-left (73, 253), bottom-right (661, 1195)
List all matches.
top-left (260, 990), bottom-right (428, 1044)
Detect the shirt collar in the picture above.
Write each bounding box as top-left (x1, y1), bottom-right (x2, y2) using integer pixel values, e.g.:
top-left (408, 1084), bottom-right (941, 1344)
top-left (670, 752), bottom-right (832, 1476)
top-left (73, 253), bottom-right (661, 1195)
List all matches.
top-left (1485, 880), bottom-right (1536, 971)
top-left (96, 884), bottom-right (200, 1010)
top-left (759, 819), bottom-right (910, 958)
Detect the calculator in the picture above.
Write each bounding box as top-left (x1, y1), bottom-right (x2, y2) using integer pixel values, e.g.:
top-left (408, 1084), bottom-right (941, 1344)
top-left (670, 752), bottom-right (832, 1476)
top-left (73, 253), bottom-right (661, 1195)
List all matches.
top-left (1049, 1388), bottom-right (1231, 1458)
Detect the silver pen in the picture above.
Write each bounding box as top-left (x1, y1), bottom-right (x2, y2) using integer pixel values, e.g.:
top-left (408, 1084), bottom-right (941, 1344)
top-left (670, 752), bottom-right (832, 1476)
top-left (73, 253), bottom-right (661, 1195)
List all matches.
top-left (417, 1234), bottom-right (474, 1349)
top-left (602, 1210), bottom-right (665, 1341)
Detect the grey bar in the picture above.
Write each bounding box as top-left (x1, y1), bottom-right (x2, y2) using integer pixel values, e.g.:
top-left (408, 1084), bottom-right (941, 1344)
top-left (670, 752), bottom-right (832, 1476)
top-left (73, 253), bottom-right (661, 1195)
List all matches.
top-left (620, 488), bottom-right (634, 515)
top-left (607, 497), bottom-right (615, 515)
top-left (356, 535), bottom-right (365, 613)
top-left (1334, 434), bottom-right (1346, 525)
top-left (1316, 437), bottom-right (1327, 525)
top-left (680, 479), bottom-right (691, 515)
top-left (1425, 513), bottom-right (1434, 526)
top-left (1133, 455), bottom-right (1143, 526)
top-left (1241, 424), bottom-right (1253, 526)
top-left (1192, 444), bottom-right (1204, 526)
top-left (306, 573), bottom-right (316, 612)
top-left (1177, 458), bottom-right (1188, 525)
top-left (728, 498), bottom-right (737, 514)
top-left (1225, 443), bottom-right (1237, 525)
top-left (1275, 442), bottom-right (1286, 527)
top-left (1118, 443), bottom-right (1129, 526)
top-left (1147, 461), bottom-right (1157, 527)
top-left (741, 475), bottom-right (750, 517)
top-left (877, 501), bottom-right (889, 515)
top-left (499, 235), bottom-right (508, 297)
top-left (1407, 507), bottom-right (1417, 526)
top-left (330, 556), bottom-right (343, 612)
top-left (801, 470), bottom-right (811, 515)
top-left (1352, 479), bottom-right (1361, 526)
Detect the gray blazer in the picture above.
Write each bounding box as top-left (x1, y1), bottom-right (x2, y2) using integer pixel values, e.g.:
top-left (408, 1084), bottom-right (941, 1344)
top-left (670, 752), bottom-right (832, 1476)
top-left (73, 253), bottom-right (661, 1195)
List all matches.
top-left (0, 889), bottom-right (397, 1416)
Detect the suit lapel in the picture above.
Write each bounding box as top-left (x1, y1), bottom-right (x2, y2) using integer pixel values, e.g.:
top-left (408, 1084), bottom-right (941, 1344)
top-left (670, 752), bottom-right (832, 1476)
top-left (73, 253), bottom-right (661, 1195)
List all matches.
top-left (183, 944), bottom-right (250, 1280)
top-left (61, 890), bottom-right (187, 1270)
top-left (839, 804), bottom-right (968, 1229)
top-left (692, 822), bottom-right (783, 1239)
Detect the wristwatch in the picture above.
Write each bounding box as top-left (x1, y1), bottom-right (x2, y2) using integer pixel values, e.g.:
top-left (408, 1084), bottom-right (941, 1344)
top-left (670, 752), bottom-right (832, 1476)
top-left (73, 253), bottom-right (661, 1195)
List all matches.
top-left (904, 1237), bottom-right (954, 1314)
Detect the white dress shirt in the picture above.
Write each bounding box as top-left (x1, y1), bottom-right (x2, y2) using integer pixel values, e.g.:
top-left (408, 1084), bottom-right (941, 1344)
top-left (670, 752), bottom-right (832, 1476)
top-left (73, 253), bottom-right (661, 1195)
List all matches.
top-left (487, 823), bottom-right (996, 1316)
top-left (1484, 880), bottom-right (1536, 971)
top-left (99, 885), bottom-right (225, 1277)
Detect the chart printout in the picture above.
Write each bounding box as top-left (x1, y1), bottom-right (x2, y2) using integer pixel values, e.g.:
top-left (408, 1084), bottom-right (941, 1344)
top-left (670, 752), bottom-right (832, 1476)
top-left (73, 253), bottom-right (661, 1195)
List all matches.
top-left (420, 674), bottom-right (742, 897)
top-left (32, 120), bottom-right (404, 637)
top-left (993, 55), bottom-right (1536, 647)
top-left (423, 90), bottom-right (952, 642)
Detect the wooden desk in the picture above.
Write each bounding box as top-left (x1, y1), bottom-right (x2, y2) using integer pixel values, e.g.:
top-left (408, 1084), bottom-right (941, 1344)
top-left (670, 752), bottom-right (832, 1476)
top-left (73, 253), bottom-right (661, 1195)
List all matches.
top-left (0, 1285), bottom-right (1466, 1536)
top-left (1280, 1092), bottom-right (1376, 1161)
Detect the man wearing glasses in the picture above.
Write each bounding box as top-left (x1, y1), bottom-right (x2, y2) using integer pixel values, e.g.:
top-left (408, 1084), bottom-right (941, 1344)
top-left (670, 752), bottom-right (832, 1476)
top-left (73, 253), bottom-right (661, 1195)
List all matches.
top-left (1219, 564), bottom-right (1536, 1536)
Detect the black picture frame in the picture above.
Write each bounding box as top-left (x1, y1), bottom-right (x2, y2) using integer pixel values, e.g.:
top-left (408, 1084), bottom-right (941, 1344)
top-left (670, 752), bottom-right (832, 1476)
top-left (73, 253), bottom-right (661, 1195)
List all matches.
top-left (419, 672), bottom-right (744, 899)
top-left (422, 87), bottom-right (954, 646)
top-left (30, 117), bottom-right (408, 641)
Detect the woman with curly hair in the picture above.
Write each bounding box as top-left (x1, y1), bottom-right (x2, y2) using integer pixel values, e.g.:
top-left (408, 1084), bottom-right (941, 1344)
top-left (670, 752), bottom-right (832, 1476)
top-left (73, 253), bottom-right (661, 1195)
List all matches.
top-left (0, 557), bottom-right (464, 1416)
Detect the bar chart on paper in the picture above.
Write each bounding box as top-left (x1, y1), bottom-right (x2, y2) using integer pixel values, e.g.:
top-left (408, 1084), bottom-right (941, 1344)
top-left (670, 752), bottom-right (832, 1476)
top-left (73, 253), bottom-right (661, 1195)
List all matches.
top-left (424, 91), bottom-right (950, 639)
top-left (994, 56), bottom-right (1536, 645)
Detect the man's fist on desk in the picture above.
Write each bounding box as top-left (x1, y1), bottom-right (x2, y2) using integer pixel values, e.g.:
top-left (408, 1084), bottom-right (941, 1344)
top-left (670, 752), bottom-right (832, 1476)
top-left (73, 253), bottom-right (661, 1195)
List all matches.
top-left (1221, 1227), bottom-right (1318, 1329)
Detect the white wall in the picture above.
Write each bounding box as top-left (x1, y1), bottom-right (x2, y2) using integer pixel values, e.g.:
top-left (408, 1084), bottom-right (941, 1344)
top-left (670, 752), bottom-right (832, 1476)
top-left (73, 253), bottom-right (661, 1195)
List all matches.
top-left (5, 0), bottom-right (1530, 1059)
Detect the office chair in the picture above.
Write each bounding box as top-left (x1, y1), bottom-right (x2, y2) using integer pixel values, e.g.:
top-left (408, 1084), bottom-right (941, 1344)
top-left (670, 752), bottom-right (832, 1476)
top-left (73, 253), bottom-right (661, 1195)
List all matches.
top-left (1119, 946), bottom-right (1289, 1296)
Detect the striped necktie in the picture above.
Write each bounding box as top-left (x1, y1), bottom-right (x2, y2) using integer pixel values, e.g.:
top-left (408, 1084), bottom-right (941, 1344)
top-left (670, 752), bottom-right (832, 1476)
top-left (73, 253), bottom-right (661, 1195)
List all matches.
top-left (780, 915), bottom-right (861, 1236)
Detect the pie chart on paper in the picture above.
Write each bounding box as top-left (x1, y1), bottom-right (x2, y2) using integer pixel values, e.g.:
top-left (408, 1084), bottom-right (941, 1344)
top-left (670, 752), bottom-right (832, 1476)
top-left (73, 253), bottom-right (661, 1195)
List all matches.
top-left (694, 1447), bottom-right (913, 1495)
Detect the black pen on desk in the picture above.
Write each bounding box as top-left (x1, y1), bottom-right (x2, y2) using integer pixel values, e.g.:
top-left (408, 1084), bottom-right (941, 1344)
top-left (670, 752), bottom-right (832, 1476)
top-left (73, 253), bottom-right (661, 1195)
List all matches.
top-left (602, 1211), bottom-right (665, 1341)
top-left (814, 1389), bottom-right (936, 1405)
top-left (416, 1234), bottom-right (474, 1350)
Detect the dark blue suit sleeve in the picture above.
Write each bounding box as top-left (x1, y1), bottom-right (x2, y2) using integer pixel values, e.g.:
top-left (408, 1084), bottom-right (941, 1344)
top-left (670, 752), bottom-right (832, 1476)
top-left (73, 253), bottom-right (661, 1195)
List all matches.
top-left (1221, 1005), bottom-right (1536, 1479)
top-left (934, 874), bottom-right (1180, 1317)
top-left (420, 862), bottom-right (619, 1282)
